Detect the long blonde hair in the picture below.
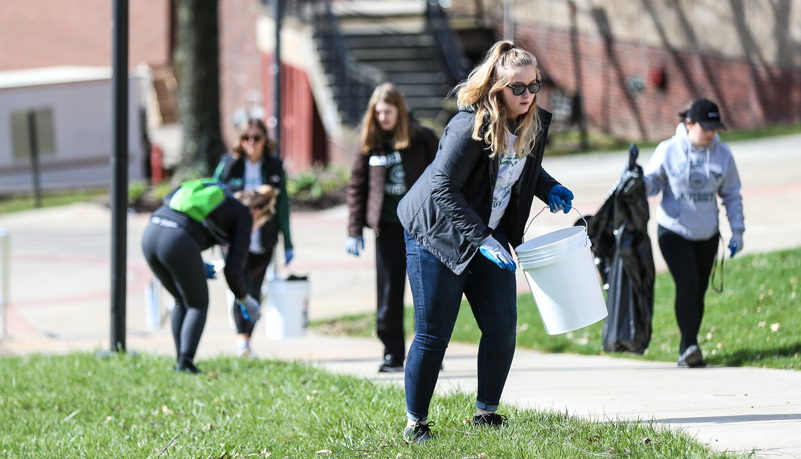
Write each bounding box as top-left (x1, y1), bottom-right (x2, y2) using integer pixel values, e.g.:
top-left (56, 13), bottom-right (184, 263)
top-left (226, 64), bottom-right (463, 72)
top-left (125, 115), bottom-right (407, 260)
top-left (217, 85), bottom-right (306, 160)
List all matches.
top-left (235, 185), bottom-right (278, 221)
top-left (454, 40), bottom-right (541, 158)
top-left (359, 82), bottom-right (411, 154)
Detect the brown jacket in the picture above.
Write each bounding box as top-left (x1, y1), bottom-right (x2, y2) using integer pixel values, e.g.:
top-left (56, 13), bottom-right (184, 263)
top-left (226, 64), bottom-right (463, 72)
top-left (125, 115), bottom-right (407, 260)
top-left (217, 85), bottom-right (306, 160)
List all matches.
top-left (347, 123), bottom-right (439, 237)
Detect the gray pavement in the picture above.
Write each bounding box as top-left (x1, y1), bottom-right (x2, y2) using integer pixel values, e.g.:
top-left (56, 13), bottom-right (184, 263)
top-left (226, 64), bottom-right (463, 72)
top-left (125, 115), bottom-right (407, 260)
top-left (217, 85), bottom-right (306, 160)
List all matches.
top-left (1, 134), bottom-right (800, 457)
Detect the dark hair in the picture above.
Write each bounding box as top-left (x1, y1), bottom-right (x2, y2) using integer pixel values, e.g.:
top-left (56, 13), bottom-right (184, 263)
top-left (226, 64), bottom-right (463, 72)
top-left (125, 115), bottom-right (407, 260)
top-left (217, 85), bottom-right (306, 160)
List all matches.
top-left (232, 118), bottom-right (273, 160)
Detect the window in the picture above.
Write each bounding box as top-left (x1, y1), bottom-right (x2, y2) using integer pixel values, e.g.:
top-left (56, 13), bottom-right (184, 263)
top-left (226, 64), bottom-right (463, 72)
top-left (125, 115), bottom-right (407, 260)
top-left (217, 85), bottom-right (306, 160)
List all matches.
top-left (10, 108), bottom-right (55, 160)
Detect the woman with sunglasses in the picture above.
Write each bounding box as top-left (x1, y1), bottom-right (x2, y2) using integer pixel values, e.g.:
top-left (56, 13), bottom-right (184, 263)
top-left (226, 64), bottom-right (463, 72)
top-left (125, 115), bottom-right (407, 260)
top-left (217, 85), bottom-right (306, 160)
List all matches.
top-left (345, 82), bottom-right (439, 373)
top-left (213, 118), bottom-right (294, 358)
top-left (397, 40), bottom-right (574, 441)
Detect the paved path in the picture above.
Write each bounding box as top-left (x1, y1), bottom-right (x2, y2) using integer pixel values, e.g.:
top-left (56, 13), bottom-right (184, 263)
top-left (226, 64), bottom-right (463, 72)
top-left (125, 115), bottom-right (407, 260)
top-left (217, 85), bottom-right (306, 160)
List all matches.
top-left (1, 134), bottom-right (800, 457)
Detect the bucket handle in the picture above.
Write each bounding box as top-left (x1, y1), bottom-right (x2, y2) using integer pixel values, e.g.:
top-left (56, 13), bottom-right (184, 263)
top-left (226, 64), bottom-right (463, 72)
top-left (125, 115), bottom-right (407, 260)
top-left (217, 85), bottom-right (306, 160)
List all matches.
top-left (524, 206), bottom-right (589, 246)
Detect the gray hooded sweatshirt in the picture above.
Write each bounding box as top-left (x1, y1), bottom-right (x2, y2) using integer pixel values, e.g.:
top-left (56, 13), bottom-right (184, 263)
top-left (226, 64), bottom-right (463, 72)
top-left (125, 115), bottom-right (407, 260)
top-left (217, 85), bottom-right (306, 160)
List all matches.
top-left (643, 123), bottom-right (744, 241)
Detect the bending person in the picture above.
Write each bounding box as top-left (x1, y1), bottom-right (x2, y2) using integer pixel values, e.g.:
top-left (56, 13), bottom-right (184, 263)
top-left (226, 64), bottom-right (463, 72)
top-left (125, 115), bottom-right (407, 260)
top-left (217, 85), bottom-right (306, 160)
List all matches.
top-left (397, 40), bottom-right (574, 441)
top-left (142, 179), bottom-right (277, 373)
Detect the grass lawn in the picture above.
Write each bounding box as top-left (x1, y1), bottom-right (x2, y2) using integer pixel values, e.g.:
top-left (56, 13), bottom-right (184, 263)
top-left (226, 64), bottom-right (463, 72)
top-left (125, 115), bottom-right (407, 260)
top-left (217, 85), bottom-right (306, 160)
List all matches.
top-left (0, 353), bottom-right (741, 458)
top-left (314, 246), bottom-right (801, 370)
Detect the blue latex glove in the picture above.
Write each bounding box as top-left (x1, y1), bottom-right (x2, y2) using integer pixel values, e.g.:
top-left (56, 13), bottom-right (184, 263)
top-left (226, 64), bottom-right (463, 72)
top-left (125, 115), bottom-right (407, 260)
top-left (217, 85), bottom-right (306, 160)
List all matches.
top-left (237, 295), bottom-right (261, 323)
top-left (479, 236), bottom-right (516, 271)
top-left (345, 236), bottom-right (365, 256)
top-left (729, 232), bottom-right (743, 258)
top-left (548, 185), bottom-right (574, 214)
top-left (203, 262), bottom-right (216, 279)
top-left (285, 248), bottom-right (294, 265)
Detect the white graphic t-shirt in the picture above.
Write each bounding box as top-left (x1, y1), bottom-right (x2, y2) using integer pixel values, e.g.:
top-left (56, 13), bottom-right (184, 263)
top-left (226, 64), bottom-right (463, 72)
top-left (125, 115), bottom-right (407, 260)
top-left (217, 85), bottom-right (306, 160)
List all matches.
top-left (244, 159), bottom-right (264, 253)
top-left (488, 134), bottom-right (527, 230)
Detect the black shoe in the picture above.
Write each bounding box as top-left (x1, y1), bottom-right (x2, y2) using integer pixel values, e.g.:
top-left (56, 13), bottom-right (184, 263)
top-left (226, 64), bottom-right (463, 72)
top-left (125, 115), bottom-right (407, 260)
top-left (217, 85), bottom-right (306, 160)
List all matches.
top-left (175, 360), bottom-right (199, 374)
top-left (378, 355), bottom-right (404, 373)
top-left (677, 345), bottom-right (706, 368)
top-left (403, 421), bottom-right (433, 442)
top-left (473, 413), bottom-right (508, 427)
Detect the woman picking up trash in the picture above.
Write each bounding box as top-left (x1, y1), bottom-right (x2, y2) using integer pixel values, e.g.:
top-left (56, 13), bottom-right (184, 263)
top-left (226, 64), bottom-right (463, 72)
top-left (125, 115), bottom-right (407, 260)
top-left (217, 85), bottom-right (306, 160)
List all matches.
top-left (643, 98), bottom-right (744, 368)
top-left (396, 40), bottom-right (574, 442)
top-left (141, 179), bottom-right (277, 373)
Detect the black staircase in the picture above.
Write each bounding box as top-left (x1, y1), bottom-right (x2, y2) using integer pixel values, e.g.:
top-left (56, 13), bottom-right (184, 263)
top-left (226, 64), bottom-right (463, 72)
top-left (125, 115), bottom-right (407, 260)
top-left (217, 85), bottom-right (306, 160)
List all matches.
top-left (311, 0), bottom-right (467, 127)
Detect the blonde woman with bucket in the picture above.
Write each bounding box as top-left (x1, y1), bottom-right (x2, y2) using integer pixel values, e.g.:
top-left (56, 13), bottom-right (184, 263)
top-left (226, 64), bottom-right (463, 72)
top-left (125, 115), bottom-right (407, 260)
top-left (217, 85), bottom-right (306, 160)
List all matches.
top-left (397, 40), bottom-right (574, 442)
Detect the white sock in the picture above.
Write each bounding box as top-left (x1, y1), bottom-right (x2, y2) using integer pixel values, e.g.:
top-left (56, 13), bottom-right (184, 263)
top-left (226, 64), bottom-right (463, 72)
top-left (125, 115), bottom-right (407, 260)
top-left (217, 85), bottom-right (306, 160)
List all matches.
top-left (475, 408), bottom-right (495, 417)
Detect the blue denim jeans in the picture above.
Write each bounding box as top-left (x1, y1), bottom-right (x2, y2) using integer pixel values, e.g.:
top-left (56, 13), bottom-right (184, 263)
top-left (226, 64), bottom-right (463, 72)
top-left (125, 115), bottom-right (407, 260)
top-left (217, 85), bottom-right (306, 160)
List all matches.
top-left (404, 231), bottom-right (517, 421)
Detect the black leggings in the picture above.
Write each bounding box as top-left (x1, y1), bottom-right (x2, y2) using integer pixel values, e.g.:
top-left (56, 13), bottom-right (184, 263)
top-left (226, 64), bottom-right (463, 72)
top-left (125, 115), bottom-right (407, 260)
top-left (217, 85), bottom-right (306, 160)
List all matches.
top-left (141, 222), bottom-right (208, 365)
top-left (232, 248), bottom-right (274, 337)
top-left (657, 226), bottom-right (719, 355)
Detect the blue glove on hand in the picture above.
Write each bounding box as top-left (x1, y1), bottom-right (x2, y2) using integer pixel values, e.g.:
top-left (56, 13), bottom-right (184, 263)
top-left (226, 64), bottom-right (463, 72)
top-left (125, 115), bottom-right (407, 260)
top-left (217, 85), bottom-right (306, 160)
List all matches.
top-left (204, 262), bottom-right (216, 279)
top-left (479, 236), bottom-right (516, 271)
top-left (729, 233), bottom-right (744, 258)
top-left (237, 295), bottom-right (261, 323)
top-left (285, 248), bottom-right (294, 265)
top-left (345, 236), bottom-right (364, 256)
top-left (548, 185), bottom-right (574, 214)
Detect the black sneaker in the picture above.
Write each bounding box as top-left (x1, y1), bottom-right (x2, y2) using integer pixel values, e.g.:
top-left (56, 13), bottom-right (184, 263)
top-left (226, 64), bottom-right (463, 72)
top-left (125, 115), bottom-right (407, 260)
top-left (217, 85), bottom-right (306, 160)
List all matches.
top-left (473, 413), bottom-right (508, 427)
top-left (378, 355), bottom-right (404, 373)
top-left (175, 360), bottom-right (199, 374)
top-left (403, 421), bottom-right (433, 442)
top-left (677, 345), bottom-right (706, 368)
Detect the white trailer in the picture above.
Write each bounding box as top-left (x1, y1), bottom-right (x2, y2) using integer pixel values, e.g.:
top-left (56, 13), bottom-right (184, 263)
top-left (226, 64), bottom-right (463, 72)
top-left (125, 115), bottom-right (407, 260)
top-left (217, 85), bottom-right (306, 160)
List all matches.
top-left (0, 66), bottom-right (146, 193)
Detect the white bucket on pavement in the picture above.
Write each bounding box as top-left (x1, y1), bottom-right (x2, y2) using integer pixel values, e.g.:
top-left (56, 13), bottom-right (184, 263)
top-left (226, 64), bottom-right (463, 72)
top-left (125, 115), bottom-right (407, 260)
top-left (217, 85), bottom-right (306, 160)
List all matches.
top-left (264, 277), bottom-right (309, 339)
top-left (515, 226), bottom-right (607, 335)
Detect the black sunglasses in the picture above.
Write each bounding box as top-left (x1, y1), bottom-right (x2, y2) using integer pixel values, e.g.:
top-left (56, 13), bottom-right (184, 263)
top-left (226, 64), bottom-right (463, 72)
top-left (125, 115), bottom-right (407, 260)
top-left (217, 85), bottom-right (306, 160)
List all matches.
top-left (506, 81), bottom-right (542, 96)
top-left (242, 135), bottom-right (263, 142)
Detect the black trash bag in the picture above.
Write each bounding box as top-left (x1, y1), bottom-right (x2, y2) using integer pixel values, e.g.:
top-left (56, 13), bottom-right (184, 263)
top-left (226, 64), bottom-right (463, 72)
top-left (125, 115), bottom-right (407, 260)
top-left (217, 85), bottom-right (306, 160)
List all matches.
top-left (587, 144), bottom-right (655, 354)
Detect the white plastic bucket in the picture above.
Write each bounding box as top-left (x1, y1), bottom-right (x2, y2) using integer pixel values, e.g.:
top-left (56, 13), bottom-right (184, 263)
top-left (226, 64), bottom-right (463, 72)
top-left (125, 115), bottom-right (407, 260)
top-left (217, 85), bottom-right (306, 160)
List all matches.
top-left (515, 226), bottom-right (607, 335)
top-left (263, 278), bottom-right (309, 339)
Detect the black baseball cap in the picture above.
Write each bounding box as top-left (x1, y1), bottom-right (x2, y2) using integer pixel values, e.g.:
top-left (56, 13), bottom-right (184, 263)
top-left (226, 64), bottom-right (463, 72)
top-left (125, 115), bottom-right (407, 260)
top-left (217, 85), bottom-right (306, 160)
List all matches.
top-left (687, 98), bottom-right (726, 130)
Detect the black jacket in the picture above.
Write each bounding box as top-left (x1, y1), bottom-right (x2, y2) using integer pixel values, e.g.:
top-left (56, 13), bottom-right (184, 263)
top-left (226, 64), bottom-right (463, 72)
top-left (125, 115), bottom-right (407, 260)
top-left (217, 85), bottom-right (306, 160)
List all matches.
top-left (398, 107), bottom-right (559, 274)
top-left (213, 153), bottom-right (293, 251)
top-left (347, 123), bottom-right (439, 237)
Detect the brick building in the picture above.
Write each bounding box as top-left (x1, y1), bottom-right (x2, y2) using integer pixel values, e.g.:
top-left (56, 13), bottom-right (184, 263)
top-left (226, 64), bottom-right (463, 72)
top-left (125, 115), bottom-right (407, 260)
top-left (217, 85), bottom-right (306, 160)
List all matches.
top-left (452, 0), bottom-right (801, 141)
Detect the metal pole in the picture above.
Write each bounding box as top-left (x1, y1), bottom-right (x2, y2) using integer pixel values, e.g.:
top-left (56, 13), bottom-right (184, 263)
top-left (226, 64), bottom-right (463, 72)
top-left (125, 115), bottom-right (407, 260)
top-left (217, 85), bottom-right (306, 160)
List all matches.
top-left (27, 112), bottom-right (43, 208)
top-left (503, 0), bottom-right (514, 41)
top-left (568, 1), bottom-right (589, 149)
top-left (0, 229), bottom-right (8, 339)
top-left (271, 0), bottom-right (282, 156)
top-left (110, 0), bottom-right (129, 353)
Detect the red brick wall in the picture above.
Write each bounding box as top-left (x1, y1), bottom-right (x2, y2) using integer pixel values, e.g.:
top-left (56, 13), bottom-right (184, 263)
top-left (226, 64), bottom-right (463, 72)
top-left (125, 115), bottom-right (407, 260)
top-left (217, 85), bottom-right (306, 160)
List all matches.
top-left (2, 1), bottom-right (263, 153)
top-left (0, 1), bottom-right (170, 70)
top-left (516, 26), bottom-right (801, 141)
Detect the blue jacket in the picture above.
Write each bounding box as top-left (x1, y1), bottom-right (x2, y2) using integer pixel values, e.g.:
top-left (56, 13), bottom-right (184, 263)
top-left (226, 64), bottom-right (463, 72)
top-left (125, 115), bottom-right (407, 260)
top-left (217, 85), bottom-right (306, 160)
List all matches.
top-left (397, 107), bottom-right (559, 274)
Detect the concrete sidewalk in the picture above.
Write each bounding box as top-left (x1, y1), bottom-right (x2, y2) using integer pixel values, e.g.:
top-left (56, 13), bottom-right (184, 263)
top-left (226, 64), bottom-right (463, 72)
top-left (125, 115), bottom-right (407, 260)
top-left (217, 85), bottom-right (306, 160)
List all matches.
top-left (1, 134), bottom-right (800, 457)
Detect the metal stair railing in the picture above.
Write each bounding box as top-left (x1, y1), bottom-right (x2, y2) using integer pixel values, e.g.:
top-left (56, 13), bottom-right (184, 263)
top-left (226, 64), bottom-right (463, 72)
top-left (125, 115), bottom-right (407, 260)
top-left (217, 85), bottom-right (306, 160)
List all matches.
top-left (425, 0), bottom-right (467, 85)
top-left (313, 0), bottom-right (386, 126)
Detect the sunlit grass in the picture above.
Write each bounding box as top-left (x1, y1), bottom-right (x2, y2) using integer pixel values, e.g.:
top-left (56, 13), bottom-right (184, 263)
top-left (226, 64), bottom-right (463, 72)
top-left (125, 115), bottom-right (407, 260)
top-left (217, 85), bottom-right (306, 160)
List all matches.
top-left (314, 247), bottom-right (801, 370)
top-left (0, 353), bottom-right (741, 458)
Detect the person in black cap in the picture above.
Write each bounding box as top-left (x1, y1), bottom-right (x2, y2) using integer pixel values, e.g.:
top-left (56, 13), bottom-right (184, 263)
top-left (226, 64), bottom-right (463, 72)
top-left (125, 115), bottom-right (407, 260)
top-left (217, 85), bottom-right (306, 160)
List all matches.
top-left (643, 98), bottom-right (745, 368)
